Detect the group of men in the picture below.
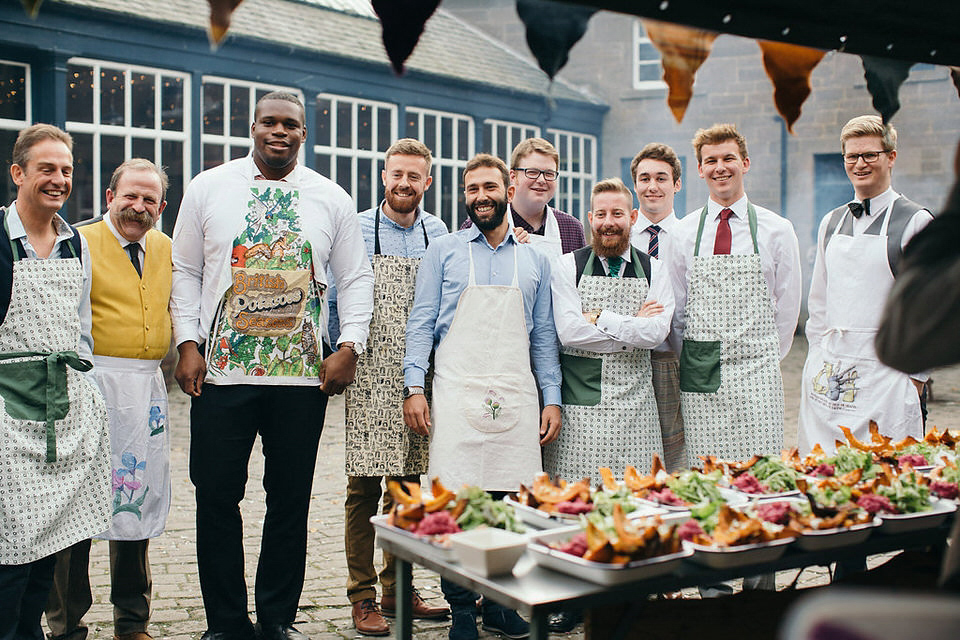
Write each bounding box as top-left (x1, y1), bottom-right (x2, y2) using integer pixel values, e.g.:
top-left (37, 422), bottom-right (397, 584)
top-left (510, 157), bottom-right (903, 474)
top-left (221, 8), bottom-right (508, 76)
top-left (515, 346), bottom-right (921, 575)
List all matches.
top-left (0, 91), bottom-right (932, 640)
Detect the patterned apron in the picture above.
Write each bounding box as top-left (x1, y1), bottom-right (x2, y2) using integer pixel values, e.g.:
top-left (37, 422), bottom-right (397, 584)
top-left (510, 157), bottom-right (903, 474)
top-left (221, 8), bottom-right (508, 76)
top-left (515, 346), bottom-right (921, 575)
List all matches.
top-left (344, 213), bottom-right (429, 476)
top-left (429, 243), bottom-right (542, 492)
top-left (0, 224), bottom-right (110, 564)
top-left (544, 248), bottom-right (662, 481)
top-left (679, 203), bottom-right (784, 468)
top-left (798, 207), bottom-right (922, 453)
top-left (206, 179), bottom-right (324, 382)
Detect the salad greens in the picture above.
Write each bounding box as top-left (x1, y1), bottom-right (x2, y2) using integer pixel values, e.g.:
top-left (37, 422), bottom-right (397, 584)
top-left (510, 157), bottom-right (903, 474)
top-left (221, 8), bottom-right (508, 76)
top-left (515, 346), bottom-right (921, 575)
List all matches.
top-left (666, 470), bottom-right (724, 504)
top-left (748, 456), bottom-right (800, 491)
top-left (591, 485), bottom-right (638, 518)
top-left (876, 472), bottom-right (933, 514)
top-left (824, 446), bottom-right (878, 478)
top-left (455, 487), bottom-right (524, 533)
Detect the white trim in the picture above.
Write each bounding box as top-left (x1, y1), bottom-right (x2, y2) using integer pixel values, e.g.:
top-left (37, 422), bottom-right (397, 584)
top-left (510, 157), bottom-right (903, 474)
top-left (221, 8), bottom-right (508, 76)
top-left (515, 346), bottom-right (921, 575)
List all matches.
top-left (482, 118), bottom-right (541, 162)
top-left (0, 59), bottom-right (31, 129)
top-left (545, 128), bottom-right (597, 223)
top-left (632, 21), bottom-right (667, 91)
top-left (407, 106), bottom-right (474, 230)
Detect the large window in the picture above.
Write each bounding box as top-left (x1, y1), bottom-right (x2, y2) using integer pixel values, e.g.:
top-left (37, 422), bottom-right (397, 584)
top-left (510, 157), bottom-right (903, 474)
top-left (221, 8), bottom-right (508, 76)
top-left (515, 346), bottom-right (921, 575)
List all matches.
top-left (406, 107), bottom-right (474, 230)
top-left (202, 77), bottom-right (301, 172)
top-left (546, 128), bottom-right (597, 222)
top-left (65, 59), bottom-right (189, 235)
top-left (314, 94), bottom-right (397, 213)
top-left (482, 119), bottom-right (540, 162)
top-left (813, 153), bottom-right (854, 241)
top-left (0, 60), bottom-right (29, 208)
top-left (633, 21), bottom-right (666, 90)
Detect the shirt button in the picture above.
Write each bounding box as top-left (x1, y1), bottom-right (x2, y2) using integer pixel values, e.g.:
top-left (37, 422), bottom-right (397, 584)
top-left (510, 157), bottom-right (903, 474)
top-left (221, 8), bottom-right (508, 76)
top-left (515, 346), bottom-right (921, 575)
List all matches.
top-left (622, 346), bottom-right (627, 350)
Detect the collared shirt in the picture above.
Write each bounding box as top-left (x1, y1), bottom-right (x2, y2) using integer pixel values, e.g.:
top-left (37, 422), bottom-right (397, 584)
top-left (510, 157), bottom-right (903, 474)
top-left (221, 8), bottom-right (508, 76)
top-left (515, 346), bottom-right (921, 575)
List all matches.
top-left (103, 212), bottom-right (146, 270)
top-left (551, 245), bottom-right (674, 354)
top-left (403, 226), bottom-right (561, 405)
top-left (5, 202), bottom-right (93, 362)
top-left (666, 195), bottom-right (802, 360)
top-left (460, 205), bottom-right (587, 255)
top-left (630, 212), bottom-right (680, 353)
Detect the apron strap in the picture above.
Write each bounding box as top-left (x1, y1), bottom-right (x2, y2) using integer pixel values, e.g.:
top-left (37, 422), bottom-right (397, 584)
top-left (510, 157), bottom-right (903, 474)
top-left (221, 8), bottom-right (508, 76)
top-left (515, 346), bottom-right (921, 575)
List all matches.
top-left (694, 202), bottom-right (760, 256)
top-left (375, 207), bottom-right (430, 257)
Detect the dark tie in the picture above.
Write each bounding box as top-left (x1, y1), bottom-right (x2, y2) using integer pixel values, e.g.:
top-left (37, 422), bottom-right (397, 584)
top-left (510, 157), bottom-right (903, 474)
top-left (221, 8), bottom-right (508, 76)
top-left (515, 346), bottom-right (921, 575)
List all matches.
top-left (848, 199), bottom-right (871, 218)
top-left (714, 208), bottom-right (733, 255)
top-left (607, 256), bottom-right (623, 278)
top-left (126, 243), bottom-right (142, 278)
top-left (646, 224), bottom-right (661, 258)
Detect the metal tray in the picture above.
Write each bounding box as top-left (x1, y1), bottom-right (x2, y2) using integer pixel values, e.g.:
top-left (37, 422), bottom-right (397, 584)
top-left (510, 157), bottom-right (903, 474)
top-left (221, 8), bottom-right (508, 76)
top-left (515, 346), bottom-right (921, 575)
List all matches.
top-left (682, 536), bottom-right (793, 569)
top-left (371, 514), bottom-right (457, 562)
top-left (877, 498), bottom-right (956, 534)
top-left (636, 486), bottom-right (749, 511)
top-left (795, 517), bottom-right (881, 551)
top-left (502, 496), bottom-right (580, 529)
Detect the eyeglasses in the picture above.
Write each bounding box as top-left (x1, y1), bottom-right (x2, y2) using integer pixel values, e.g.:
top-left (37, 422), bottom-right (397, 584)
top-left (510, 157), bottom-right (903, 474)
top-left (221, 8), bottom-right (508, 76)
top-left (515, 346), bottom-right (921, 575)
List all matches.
top-left (514, 167), bottom-right (559, 181)
top-left (842, 150), bottom-right (890, 164)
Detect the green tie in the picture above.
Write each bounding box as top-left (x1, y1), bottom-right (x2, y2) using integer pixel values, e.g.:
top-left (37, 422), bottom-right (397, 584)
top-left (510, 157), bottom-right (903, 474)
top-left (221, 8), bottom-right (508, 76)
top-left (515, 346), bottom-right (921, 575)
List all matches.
top-left (607, 256), bottom-right (622, 278)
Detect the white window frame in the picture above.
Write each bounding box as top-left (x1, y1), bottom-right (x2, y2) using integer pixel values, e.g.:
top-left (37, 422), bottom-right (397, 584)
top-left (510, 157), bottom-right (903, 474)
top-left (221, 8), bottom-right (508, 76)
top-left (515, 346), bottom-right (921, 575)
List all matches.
top-left (65, 58), bottom-right (191, 225)
top-left (313, 93), bottom-right (398, 213)
top-left (546, 128), bottom-right (597, 223)
top-left (406, 106), bottom-right (474, 230)
top-left (0, 59), bottom-right (30, 130)
top-left (482, 118), bottom-right (540, 162)
top-left (633, 21), bottom-right (667, 90)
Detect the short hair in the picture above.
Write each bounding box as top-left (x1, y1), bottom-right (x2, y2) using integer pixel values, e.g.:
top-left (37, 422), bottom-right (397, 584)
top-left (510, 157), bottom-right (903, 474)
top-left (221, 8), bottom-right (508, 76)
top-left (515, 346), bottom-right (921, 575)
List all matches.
top-left (691, 123), bottom-right (748, 164)
top-left (109, 158), bottom-right (169, 202)
top-left (591, 177), bottom-right (633, 208)
top-left (510, 137), bottom-right (559, 170)
top-left (12, 123), bottom-right (73, 169)
top-left (630, 142), bottom-right (682, 184)
top-left (385, 138), bottom-right (433, 175)
top-left (254, 91), bottom-right (305, 125)
top-left (463, 153), bottom-right (510, 191)
top-left (841, 115), bottom-right (897, 153)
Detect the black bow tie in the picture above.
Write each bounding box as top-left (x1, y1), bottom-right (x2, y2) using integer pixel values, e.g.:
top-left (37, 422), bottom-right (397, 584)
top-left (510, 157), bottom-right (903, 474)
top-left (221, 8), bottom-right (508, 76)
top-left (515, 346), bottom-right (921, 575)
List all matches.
top-left (848, 199), bottom-right (871, 218)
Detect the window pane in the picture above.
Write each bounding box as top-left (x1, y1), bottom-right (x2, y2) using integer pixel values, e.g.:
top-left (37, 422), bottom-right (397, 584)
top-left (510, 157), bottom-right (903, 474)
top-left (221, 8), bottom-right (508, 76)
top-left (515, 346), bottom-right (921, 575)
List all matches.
top-left (637, 40), bottom-right (659, 61)
top-left (203, 82), bottom-right (224, 135)
top-left (315, 153), bottom-right (331, 178)
top-left (637, 63), bottom-right (661, 83)
top-left (423, 115), bottom-right (437, 156)
top-left (441, 117), bottom-right (453, 159)
top-left (203, 143), bottom-right (224, 171)
top-left (0, 129), bottom-right (18, 207)
top-left (335, 155), bottom-right (352, 194)
top-left (440, 166), bottom-right (454, 229)
top-left (230, 85), bottom-right (249, 138)
top-left (557, 136), bottom-right (568, 171)
top-left (162, 76), bottom-right (184, 131)
top-left (100, 135), bottom-right (125, 199)
top-left (584, 140), bottom-right (593, 172)
top-left (357, 103), bottom-right (372, 151)
top-left (67, 64), bottom-right (94, 123)
top-left (67, 133), bottom-right (94, 223)
top-left (357, 159), bottom-right (372, 210)
top-left (458, 120), bottom-right (470, 161)
top-left (160, 140), bottom-right (183, 237)
top-left (483, 123), bottom-right (493, 154)
top-left (497, 127), bottom-right (507, 162)
top-left (230, 145), bottom-right (248, 160)
top-left (336, 102), bottom-right (352, 149)
top-left (131, 72), bottom-right (155, 129)
top-left (315, 98), bottom-right (331, 147)
top-left (406, 114), bottom-right (419, 139)
top-left (100, 68), bottom-right (125, 126)
top-left (376, 158), bottom-right (385, 201)
top-left (377, 108), bottom-right (392, 152)
top-left (0, 63), bottom-right (27, 121)
top-left (132, 137), bottom-right (154, 161)
top-left (570, 138), bottom-right (581, 173)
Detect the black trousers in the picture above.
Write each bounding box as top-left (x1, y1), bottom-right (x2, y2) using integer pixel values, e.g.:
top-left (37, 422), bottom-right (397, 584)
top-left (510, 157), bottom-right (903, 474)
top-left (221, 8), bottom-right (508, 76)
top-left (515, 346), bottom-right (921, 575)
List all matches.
top-left (190, 384), bottom-right (328, 632)
top-left (0, 554), bottom-right (57, 640)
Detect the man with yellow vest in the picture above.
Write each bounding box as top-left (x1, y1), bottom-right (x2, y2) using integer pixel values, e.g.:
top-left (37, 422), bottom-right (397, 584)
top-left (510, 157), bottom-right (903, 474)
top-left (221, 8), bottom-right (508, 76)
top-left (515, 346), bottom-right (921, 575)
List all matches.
top-left (45, 159), bottom-right (172, 640)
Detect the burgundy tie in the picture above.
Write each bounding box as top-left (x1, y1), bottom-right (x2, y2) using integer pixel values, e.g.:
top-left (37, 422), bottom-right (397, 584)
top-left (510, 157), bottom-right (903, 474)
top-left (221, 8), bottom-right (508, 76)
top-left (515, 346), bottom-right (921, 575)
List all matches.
top-left (714, 208), bottom-right (733, 255)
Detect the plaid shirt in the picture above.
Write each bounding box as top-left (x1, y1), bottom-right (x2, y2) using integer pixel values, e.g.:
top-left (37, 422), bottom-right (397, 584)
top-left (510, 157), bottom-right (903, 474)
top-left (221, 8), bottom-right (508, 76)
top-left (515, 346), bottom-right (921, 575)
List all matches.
top-left (460, 206), bottom-right (586, 254)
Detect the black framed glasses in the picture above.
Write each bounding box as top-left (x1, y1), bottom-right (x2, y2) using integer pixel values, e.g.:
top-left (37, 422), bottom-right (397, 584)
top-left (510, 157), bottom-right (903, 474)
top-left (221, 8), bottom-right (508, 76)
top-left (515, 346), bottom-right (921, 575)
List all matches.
top-left (842, 150), bottom-right (890, 164)
top-left (515, 167), bottom-right (559, 181)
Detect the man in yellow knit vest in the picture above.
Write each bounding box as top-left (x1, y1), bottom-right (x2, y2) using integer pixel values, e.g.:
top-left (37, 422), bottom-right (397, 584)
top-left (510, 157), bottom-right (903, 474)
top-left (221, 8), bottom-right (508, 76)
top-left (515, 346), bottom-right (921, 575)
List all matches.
top-left (45, 159), bottom-right (172, 640)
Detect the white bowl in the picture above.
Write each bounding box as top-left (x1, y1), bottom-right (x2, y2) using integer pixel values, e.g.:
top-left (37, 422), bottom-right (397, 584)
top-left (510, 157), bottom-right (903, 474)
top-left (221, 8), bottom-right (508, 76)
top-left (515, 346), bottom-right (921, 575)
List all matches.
top-left (449, 527), bottom-right (528, 576)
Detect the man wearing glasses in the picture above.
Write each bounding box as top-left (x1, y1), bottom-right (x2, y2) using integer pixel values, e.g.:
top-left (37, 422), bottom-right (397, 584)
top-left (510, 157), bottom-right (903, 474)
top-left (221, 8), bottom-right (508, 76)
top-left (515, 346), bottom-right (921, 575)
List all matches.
top-left (799, 115), bottom-right (933, 454)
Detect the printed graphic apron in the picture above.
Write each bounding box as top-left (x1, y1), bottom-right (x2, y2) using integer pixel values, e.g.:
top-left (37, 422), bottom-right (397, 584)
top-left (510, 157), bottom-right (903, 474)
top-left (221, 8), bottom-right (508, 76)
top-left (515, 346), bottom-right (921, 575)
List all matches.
top-left (679, 203), bottom-right (784, 468)
top-left (543, 249), bottom-right (662, 481)
top-left (344, 213), bottom-right (429, 476)
top-left (429, 244), bottom-right (542, 491)
top-left (0, 232), bottom-right (110, 564)
top-left (94, 355), bottom-right (170, 540)
top-left (206, 179), bottom-right (324, 382)
top-left (510, 207), bottom-right (563, 260)
top-left (798, 207), bottom-right (922, 453)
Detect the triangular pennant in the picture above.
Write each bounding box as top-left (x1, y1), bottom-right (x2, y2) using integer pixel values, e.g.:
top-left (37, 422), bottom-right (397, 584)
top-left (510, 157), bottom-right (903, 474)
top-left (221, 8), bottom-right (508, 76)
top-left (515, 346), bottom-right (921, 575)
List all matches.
top-left (642, 19), bottom-right (718, 123)
top-left (516, 0), bottom-right (597, 79)
top-left (208, 0), bottom-right (244, 46)
top-left (758, 41), bottom-right (825, 134)
top-left (372, 0), bottom-right (442, 75)
top-left (861, 55), bottom-right (914, 124)
top-left (950, 67), bottom-right (960, 101)
top-left (20, 0), bottom-right (44, 18)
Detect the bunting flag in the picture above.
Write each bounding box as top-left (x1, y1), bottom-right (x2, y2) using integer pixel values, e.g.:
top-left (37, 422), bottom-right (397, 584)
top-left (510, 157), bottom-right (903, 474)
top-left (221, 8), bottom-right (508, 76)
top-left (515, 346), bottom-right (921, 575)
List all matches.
top-left (516, 0), bottom-right (597, 79)
top-left (758, 41), bottom-right (825, 133)
top-left (208, 0), bottom-right (244, 46)
top-left (20, 0), bottom-right (44, 18)
top-left (642, 19), bottom-right (718, 123)
top-left (372, 0), bottom-right (442, 75)
top-left (950, 67), bottom-right (960, 100)
top-left (861, 55), bottom-right (915, 123)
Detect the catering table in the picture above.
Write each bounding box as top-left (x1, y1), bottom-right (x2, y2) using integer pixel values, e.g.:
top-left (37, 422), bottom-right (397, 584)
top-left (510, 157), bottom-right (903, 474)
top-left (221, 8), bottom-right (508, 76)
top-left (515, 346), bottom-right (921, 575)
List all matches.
top-left (374, 517), bottom-right (950, 640)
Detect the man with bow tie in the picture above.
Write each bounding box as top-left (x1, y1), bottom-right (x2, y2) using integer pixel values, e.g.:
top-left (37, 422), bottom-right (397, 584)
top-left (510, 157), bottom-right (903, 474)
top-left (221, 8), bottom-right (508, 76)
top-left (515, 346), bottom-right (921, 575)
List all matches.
top-left (799, 116), bottom-right (934, 454)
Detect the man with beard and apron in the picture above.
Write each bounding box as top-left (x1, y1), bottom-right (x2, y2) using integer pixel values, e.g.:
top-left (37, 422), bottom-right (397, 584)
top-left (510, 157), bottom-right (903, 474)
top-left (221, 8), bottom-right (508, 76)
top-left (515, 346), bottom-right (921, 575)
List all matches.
top-left (326, 140), bottom-right (449, 636)
top-left (0, 124), bottom-right (110, 640)
top-left (404, 154), bottom-right (561, 640)
top-left (545, 178), bottom-right (672, 482)
top-left (171, 93), bottom-right (373, 640)
top-left (45, 159), bottom-right (172, 640)
top-left (800, 116), bottom-right (932, 454)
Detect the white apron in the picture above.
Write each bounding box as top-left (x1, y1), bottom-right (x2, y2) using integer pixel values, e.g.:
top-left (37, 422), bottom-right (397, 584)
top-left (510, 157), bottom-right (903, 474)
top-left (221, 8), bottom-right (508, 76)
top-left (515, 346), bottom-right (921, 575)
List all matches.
top-left (93, 355), bottom-right (170, 540)
top-left (679, 203), bottom-right (784, 468)
top-left (428, 243), bottom-right (542, 491)
top-left (798, 207), bottom-right (923, 454)
top-left (510, 207), bottom-right (563, 260)
top-left (0, 228), bottom-right (110, 564)
top-left (543, 248), bottom-right (662, 481)
top-left (344, 213), bottom-right (429, 476)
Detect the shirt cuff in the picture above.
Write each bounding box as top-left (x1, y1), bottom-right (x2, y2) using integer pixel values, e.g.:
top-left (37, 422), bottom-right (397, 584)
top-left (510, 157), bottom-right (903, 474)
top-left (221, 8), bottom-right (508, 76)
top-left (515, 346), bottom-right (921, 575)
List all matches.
top-left (404, 367), bottom-right (426, 388)
top-left (595, 310), bottom-right (621, 337)
top-left (541, 385), bottom-right (562, 407)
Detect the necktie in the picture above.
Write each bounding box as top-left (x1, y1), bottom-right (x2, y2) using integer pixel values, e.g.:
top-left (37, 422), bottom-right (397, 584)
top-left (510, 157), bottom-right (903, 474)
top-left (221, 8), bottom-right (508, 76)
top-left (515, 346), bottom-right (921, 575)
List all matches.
top-left (607, 256), bottom-right (623, 278)
top-left (848, 199), bottom-right (871, 218)
top-left (126, 243), bottom-right (142, 278)
top-left (713, 208), bottom-right (733, 255)
top-left (646, 224), bottom-right (661, 258)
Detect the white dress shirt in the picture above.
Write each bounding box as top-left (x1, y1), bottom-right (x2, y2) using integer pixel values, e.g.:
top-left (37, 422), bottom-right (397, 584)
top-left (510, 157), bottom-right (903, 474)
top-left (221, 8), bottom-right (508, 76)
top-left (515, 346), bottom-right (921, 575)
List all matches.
top-left (667, 195), bottom-right (802, 360)
top-left (631, 212), bottom-right (679, 352)
top-left (552, 246), bottom-right (674, 353)
top-left (103, 212), bottom-right (146, 271)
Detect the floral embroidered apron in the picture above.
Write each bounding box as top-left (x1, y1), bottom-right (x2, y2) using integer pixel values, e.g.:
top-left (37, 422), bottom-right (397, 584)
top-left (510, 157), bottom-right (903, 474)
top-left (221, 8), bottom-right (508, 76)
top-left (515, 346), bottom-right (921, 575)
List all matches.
top-left (543, 247), bottom-right (662, 482)
top-left (679, 203), bottom-right (784, 468)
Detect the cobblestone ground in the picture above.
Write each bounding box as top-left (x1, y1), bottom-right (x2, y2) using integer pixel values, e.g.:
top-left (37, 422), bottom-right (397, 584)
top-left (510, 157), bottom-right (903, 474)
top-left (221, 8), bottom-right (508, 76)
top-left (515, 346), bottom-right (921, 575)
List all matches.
top-left (68, 337), bottom-right (960, 639)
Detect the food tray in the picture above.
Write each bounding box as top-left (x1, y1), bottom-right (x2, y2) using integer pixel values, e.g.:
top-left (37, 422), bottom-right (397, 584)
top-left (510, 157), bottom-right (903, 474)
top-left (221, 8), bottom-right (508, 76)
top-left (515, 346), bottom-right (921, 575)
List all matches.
top-left (636, 486), bottom-right (749, 511)
top-left (794, 517), bottom-right (881, 551)
top-left (682, 536), bottom-right (793, 569)
top-left (527, 518), bottom-right (691, 586)
top-left (877, 498), bottom-right (956, 534)
top-left (371, 514), bottom-right (457, 562)
top-left (730, 486), bottom-right (803, 501)
top-left (503, 496), bottom-right (579, 529)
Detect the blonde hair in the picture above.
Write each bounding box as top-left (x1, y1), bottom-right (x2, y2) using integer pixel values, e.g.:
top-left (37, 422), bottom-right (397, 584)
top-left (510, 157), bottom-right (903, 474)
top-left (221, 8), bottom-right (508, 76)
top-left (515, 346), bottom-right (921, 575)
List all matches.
top-left (691, 123), bottom-right (747, 163)
top-left (591, 177), bottom-right (633, 208)
top-left (385, 138), bottom-right (433, 174)
top-left (510, 137), bottom-right (559, 169)
top-left (840, 115), bottom-right (897, 153)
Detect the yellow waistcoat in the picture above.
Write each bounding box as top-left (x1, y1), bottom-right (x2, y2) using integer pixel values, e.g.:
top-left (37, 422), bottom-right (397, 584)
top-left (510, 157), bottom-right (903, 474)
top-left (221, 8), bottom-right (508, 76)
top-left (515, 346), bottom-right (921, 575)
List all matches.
top-left (79, 220), bottom-right (172, 359)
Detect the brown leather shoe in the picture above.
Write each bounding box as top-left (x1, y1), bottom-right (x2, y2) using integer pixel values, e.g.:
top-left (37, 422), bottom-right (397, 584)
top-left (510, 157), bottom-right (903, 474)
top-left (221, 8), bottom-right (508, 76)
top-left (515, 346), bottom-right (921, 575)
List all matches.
top-left (114, 633), bottom-right (153, 640)
top-left (352, 599), bottom-right (389, 636)
top-left (381, 589), bottom-right (450, 620)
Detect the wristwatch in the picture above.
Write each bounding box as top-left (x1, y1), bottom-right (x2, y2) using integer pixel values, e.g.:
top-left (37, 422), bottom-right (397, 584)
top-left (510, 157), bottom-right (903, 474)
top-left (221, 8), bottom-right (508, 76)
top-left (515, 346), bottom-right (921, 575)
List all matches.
top-left (339, 341), bottom-right (361, 359)
top-left (403, 386), bottom-right (425, 399)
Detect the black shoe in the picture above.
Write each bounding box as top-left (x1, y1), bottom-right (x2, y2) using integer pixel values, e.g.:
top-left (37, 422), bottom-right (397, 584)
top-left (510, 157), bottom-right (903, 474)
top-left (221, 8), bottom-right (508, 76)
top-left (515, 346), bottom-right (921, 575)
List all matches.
top-left (201, 623), bottom-right (256, 640)
top-left (546, 610), bottom-right (582, 633)
top-left (449, 611), bottom-right (478, 640)
top-left (480, 603), bottom-right (529, 639)
top-left (253, 623), bottom-right (309, 640)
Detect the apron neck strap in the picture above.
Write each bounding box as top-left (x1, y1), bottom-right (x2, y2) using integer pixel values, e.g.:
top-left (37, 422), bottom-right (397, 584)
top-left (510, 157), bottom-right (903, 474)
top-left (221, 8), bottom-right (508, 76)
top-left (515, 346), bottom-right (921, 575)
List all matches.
top-left (467, 237), bottom-right (519, 287)
top-left (694, 201), bottom-right (759, 256)
top-left (373, 206), bottom-right (430, 256)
